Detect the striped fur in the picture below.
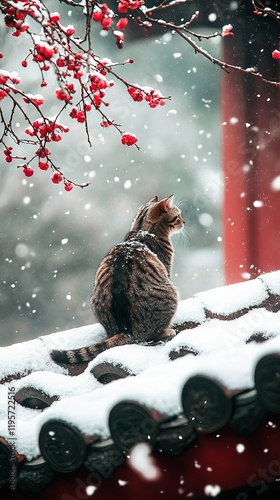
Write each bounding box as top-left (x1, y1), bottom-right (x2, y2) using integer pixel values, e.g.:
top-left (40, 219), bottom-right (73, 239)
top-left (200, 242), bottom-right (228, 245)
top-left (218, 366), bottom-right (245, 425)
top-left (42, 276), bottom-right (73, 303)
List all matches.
top-left (51, 195), bottom-right (185, 365)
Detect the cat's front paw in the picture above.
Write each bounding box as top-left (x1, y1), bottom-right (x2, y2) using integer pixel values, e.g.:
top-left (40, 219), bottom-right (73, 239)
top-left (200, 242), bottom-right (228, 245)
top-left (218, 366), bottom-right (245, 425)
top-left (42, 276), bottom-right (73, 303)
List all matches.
top-left (158, 328), bottom-right (176, 340)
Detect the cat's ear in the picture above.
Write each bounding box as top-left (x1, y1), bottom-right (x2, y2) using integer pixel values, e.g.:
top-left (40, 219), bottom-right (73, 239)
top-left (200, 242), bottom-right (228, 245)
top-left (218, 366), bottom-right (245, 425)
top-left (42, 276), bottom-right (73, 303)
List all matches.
top-left (147, 196), bottom-right (158, 204)
top-left (158, 194), bottom-right (174, 213)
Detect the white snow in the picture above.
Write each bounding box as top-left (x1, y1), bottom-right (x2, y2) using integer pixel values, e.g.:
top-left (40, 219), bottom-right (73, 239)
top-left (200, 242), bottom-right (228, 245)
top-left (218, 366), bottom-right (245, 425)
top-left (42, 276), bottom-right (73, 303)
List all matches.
top-left (236, 443), bottom-right (245, 453)
top-left (86, 485), bottom-right (98, 495)
top-left (204, 484), bottom-right (221, 496)
top-left (124, 180), bottom-right (132, 189)
top-left (172, 296), bottom-right (206, 325)
top-left (0, 271), bottom-right (279, 461)
top-left (271, 176), bottom-right (280, 191)
top-left (0, 322), bottom-right (106, 381)
top-left (259, 270), bottom-right (280, 295)
top-left (88, 344), bottom-right (166, 376)
top-left (129, 443), bottom-right (161, 480)
top-left (195, 278), bottom-right (268, 315)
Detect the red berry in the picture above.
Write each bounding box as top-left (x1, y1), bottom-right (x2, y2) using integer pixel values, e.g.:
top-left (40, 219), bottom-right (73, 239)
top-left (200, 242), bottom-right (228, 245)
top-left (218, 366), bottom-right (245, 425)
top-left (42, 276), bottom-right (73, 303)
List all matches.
top-left (23, 166), bottom-right (34, 177)
top-left (77, 111), bottom-right (85, 123)
top-left (117, 18), bottom-right (128, 30)
top-left (56, 57), bottom-right (66, 67)
top-left (115, 32), bottom-right (125, 49)
top-left (5, 156), bottom-right (12, 163)
top-left (36, 147), bottom-right (51, 158)
top-left (92, 10), bottom-right (103, 22)
top-left (0, 89), bottom-right (7, 100)
top-left (130, 1), bottom-right (144, 9)
top-left (50, 12), bottom-right (60, 23)
top-left (52, 172), bottom-right (63, 184)
top-left (101, 17), bottom-right (113, 30)
top-left (0, 74), bottom-right (8, 85)
top-left (38, 161), bottom-right (49, 170)
top-left (272, 50), bottom-right (280, 60)
top-left (100, 120), bottom-right (113, 128)
top-left (66, 26), bottom-right (75, 36)
top-left (118, 1), bottom-right (128, 14)
top-left (64, 182), bottom-right (73, 192)
top-left (21, 60), bottom-right (27, 67)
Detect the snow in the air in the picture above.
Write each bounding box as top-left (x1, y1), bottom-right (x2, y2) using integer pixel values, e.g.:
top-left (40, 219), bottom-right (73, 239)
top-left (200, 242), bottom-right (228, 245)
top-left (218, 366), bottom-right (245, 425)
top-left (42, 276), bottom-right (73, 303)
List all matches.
top-left (129, 442), bottom-right (161, 480)
top-left (236, 443), bottom-right (245, 454)
top-left (271, 176), bottom-right (280, 191)
top-left (204, 484), bottom-right (221, 497)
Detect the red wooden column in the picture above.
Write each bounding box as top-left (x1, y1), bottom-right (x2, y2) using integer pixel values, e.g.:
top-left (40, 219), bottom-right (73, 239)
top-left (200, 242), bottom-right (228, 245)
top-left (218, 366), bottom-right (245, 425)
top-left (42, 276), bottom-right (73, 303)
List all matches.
top-left (221, 10), bottom-right (280, 284)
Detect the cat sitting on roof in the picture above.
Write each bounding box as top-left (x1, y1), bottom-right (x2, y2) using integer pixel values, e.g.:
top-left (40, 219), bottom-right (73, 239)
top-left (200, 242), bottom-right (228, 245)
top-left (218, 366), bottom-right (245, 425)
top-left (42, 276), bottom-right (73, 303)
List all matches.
top-left (51, 195), bottom-right (185, 364)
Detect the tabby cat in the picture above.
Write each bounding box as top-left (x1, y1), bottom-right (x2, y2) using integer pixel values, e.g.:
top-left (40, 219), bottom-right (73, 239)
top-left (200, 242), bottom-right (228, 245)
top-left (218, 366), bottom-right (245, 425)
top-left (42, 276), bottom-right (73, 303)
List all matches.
top-left (51, 195), bottom-right (185, 364)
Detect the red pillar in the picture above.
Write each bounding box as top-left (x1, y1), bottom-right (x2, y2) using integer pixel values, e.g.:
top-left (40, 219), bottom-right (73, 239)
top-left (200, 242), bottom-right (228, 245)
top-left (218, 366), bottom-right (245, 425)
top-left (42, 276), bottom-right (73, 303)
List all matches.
top-left (221, 14), bottom-right (280, 284)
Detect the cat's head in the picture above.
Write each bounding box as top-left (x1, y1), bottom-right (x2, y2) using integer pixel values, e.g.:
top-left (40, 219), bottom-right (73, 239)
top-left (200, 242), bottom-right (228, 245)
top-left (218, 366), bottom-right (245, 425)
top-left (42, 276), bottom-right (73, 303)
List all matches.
top-left (131, 195), bottom-right (185, 236)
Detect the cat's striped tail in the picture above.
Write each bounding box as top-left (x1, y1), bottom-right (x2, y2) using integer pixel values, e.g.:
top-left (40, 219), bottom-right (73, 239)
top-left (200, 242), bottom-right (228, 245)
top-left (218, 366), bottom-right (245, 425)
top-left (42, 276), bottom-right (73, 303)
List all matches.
top-left (51, 345), bottom-right (100, 364)
top-left (50, 333), bottom-right (128, 365)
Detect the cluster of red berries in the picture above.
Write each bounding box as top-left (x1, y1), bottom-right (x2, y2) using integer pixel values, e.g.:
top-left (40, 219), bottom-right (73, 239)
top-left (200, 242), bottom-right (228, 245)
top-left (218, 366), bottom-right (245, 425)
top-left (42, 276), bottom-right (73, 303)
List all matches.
top-left (3, 4), bottom-right (29, 37)
top-left (121, 132), bottom-right (137, 146)
top-left (92, 3), bottom-right (114, 31)
top-left (69, 107), bottom-right (89, 123)
top-left (3, 143), bottom-right (71, 189)
top-left (3, 144), bottom-right (72, 189)
top-left (25, 119), bottom-right (69, 142)
top-left (21, 164), bottom-right (74, 191)
top-left (88, 72), bottom-right (114, 107)
top-left (36, 146), bottom-right (51, 158)
top-left (95, 58), bottom-right (112, 75)
top-left (0, 70), bottom-right (21, 101)
top-left (23, 93), bottom-right (44, 107)
top-left (1, 0), bottom-right (162, 186)
top-left (0, 70), bottom-right (20, 85)
top-left (100, 119), bottom-right (114, 128)
top-left (34, 43), bottom-right (55, 63)
top-left (90, 72), bottom-right (113, 92)
top-left (128, 86), bottom-right (166, 108)
top-left (0, 87), bottom-right (10, 101)
top-left (117, 0), bottom-right (145, 13)
top-left (32, 42), bottom-right (56, 73)
top-left (92, 3), bottom-right (131, 48)
top-left (221, 24), bottom-right (234, 37)
top-left (4, 146), bottom-right (13, 163)
top-left (55, 83), bottom-right (76, 103)
top-left (56, 53), bottom-right (84, 80)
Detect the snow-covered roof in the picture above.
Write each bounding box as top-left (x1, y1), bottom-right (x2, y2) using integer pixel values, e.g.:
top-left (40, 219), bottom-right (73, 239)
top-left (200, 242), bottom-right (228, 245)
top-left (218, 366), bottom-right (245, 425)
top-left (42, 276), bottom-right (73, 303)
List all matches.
top-left (0, 270), bottom-right (280, 496)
